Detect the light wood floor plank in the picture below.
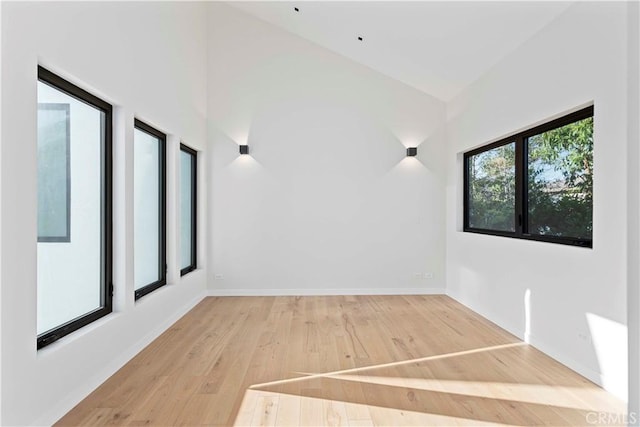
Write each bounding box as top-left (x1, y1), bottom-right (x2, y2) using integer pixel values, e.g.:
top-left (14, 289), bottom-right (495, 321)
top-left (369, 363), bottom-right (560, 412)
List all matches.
top-left (56, 295), bottom-right (625, 426)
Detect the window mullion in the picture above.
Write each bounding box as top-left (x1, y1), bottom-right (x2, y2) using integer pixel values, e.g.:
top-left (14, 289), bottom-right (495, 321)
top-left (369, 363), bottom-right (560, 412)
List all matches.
top-left (159, 135), bottom-right (167, 285)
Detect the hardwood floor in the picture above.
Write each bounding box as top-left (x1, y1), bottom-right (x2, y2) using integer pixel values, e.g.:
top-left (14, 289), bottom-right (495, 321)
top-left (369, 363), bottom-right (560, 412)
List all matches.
top-left (56, 295), bottom-right (625, 426)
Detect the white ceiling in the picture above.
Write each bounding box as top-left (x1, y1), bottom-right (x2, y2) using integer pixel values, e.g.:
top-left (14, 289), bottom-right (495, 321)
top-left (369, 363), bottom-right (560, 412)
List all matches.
top-left (227, 1), bottom-right (573, 102)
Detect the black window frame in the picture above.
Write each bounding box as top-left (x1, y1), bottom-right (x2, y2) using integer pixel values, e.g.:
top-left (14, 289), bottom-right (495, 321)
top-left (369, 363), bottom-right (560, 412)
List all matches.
top-left (179, 144), bottom-right (198, 276)
top-left (37, 102), bottom-right (71, 242)
top-left (463, 105), bottom-right (594, 248)
top-left (37, 66), bottom-right (113, 349)
top-left (133, 119), bottom-right (167, 300)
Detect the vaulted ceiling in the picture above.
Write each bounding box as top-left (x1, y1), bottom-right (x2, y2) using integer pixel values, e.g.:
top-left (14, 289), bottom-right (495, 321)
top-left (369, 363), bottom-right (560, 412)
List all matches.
top-left (229, 1), bottom-right (573, 101)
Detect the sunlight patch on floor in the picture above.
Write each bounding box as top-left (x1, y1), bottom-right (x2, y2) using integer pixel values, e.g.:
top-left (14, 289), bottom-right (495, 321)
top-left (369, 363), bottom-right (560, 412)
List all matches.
top-left (249, 342), bottom-right (524, 390)
top-left (239, 341), bottom-right (626, 426)
top-left (233, 389), bottom-right (507, 427)
top-left (314, 375), bottom-right (623, 413)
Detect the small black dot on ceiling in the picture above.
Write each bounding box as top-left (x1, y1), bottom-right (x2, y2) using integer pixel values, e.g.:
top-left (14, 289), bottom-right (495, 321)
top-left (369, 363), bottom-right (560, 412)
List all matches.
top-left (294, 7), bottom-right (299, 12)
top-left (358, 36), bottom-right (363, 41)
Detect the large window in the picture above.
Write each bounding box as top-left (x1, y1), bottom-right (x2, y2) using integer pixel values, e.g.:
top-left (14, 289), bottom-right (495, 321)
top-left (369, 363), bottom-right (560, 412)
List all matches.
top-left (464, 106), bottom-right (594, 247)
top-left (37, 67), bottom-right (113, 349)
top-left (180, 144), bottom-right (197, 276)
top-left (134, 120), bottom-right (167, 299)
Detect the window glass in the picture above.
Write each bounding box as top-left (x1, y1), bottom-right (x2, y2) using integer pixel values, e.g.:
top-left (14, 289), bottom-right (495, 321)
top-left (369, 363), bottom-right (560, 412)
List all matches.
top-left (527, 117), bottom-right (593, 240)
top-left (467, 142), bottom-right (516, 232)
top-left (38, 103), bottom-right (70, 241)
top-left (134, 121), bottom-right (166, 298)
top-left (463, 106), bottom-right (593, 247)
top-left (37, 69), bottom-right (111, 346)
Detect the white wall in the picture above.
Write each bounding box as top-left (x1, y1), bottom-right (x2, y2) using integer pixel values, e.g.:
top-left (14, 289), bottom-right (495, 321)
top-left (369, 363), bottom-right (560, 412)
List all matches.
top-left (0, 2), bottom-right (3, 422)
top-left (1, 1), bottom-right (636, 425)
top-left (446, 2), bottom-right (629, 399)
top-left (0, 2), bottom-right (208, 425)
top-left (628, 0), bottom-right (640, 420)
top-left (207, 3), bottom-right (446, 296)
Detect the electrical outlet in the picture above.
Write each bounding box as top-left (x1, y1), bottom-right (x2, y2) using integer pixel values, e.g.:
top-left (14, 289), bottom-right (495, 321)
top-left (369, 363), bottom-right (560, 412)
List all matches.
top-left (413, 273), bottom-right (423, 279)
top-left (214, 274), bottom-right (224, 280)
top-left (424, 272), bottom-right (434, 279)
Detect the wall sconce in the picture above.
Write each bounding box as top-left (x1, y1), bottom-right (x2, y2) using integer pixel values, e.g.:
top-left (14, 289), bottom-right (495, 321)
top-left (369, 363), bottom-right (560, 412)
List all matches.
top-left (239, 145), bottom-right (249, 155)
top-left (406, 147), bottom-right (417, 157)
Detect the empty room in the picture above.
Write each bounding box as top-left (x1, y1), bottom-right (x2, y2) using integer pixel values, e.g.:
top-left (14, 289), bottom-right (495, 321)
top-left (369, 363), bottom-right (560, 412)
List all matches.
top-left (1, 1), bottom-right (639, 426)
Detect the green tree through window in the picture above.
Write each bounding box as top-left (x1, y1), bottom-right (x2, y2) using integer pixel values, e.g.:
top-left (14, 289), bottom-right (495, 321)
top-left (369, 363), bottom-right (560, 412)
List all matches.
top-left (528, 117), bottom-right (593, 239)
top-left (468, 142), bottom-right (515, 232)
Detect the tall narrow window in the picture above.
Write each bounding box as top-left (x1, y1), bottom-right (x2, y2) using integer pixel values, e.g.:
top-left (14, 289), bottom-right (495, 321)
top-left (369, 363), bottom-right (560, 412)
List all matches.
top-left (180, 144), bottom-right (197, 275)
top-left (134, 120), bottom-right (166, 299)
top-left (37, 67), bottom-right (113, 349)
top-left (464, 106), bottom-right (594, 247)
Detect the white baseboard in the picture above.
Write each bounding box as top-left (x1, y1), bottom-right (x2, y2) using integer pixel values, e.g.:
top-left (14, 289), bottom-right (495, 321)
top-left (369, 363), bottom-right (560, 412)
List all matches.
top-left (34, 291), bottom-right (207, 427)
top-left (527, 332), bottom-right (605, 389)
top-left (207, 287), bottom-right (446, 297)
